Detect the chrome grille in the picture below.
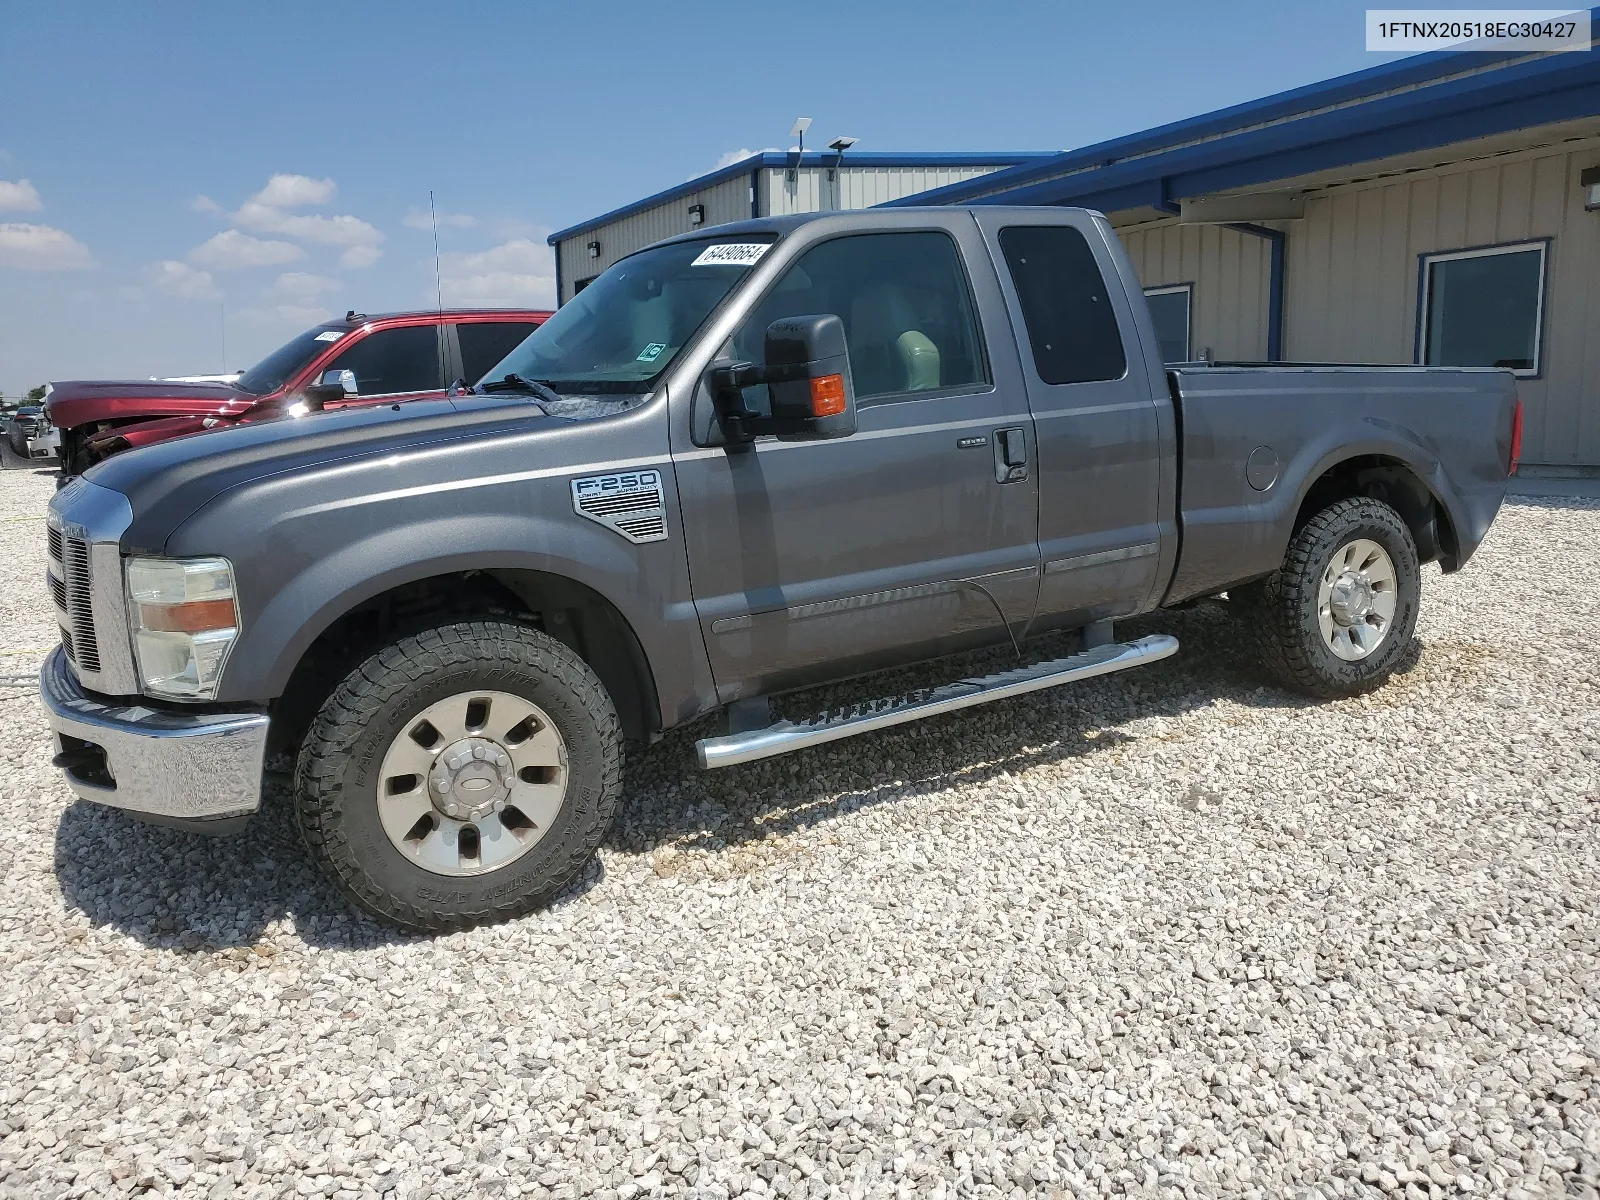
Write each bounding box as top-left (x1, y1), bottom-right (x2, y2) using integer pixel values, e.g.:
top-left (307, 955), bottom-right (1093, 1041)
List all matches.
top-left (47, 525), bottom-right (63, 562)
top-left (48, 574), bottom-right (67, 611)
top-left (62, 535), bottom-right (101, 672)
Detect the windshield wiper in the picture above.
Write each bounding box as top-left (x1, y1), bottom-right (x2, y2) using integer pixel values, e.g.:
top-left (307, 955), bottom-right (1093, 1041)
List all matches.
top-left (478, 374), bottom-right (564, 405)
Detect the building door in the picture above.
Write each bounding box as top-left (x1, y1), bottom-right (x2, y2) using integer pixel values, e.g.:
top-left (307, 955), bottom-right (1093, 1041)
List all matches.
top-left (674, 226), bottom-right (1041, 701)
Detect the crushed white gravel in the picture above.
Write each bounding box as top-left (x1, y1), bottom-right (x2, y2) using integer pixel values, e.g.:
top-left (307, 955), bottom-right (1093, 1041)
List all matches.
top-left (0, 447), bottom-right (1596, 1200)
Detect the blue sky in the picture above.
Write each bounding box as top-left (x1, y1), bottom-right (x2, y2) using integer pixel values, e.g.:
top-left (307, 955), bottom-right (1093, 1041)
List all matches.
top-left (0, 0), bottom-right (1406, 396)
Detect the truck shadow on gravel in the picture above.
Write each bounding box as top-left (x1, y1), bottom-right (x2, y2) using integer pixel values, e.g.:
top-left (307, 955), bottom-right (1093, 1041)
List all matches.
top-left (51, 599), bottom-right (1420, 952)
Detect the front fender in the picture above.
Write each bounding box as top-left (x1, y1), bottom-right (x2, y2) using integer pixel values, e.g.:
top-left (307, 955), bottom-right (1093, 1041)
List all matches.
top-left (164, 452), bottom-right (717, 731)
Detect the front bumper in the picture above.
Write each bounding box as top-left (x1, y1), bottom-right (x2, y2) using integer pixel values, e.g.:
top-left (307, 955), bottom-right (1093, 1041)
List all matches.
top-left (40, 646), bottom-right (268, 826)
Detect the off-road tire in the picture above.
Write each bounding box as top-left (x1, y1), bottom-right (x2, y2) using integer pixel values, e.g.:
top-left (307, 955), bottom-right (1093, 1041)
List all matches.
top-left (1246, 497), bottom-right (1421, 699)
top-left (294, 620), bottom-right (623, 931)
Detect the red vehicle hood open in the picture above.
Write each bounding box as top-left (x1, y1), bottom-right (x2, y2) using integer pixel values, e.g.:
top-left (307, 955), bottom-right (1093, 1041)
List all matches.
top-left (47, 378), bottom-right (260, 429)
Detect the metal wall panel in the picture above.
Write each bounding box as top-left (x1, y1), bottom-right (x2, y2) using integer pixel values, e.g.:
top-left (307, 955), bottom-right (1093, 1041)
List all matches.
top-left (761, 164), bottom-right (1007, 215)
top-left (555, 173), bottom-right (753, 303)
top-left (1116, 223), bottom-right (1271, 361)
top-left (1285, 135), bottom-right (1600, 467)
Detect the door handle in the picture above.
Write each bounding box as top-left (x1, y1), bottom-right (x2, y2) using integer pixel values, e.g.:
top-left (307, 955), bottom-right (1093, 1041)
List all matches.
top-left (994, 426), bottom-right (1028, 483)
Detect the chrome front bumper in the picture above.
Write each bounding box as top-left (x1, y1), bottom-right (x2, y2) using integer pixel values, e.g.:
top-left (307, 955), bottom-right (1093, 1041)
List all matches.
top-left (40, 646), bottom-right (268, 824)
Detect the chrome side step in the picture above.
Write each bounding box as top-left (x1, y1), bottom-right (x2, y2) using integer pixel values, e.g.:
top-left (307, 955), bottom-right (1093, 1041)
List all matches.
top-left (696, 633), bottom-right (1178, 769)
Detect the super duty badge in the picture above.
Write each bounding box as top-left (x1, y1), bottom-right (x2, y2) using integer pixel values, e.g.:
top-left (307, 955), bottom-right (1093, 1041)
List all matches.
top-left (570, 470), bottom-right (669, 544)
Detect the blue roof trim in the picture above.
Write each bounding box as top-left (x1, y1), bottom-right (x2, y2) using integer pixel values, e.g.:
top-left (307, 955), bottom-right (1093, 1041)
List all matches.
top-left (891, 39), bottom-right (1600, 212)
top-left (546, 152), bottom-right (1053, 244)
top-left (887, 27), bottom-right (1599, 209)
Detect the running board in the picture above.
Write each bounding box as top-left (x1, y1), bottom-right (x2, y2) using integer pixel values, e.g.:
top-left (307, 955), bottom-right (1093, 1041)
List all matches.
top-left (695, 633), bottom-right (1179, 769)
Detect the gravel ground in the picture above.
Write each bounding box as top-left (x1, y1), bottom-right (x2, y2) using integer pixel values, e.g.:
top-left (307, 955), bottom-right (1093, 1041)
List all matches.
top-left (0, 445), bottom-right (1596, 1200)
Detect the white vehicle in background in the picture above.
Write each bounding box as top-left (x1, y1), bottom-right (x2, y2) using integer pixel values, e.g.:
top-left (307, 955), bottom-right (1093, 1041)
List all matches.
top-left (28, 424), bottom-right (61, 461)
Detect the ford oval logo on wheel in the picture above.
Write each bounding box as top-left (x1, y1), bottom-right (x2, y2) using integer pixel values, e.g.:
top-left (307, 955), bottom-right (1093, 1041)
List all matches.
top-left (458, 777), bottom-right (494, 793)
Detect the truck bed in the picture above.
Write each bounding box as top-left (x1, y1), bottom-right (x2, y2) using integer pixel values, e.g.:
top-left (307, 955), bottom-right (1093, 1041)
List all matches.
top-left (1163, 364), bottom-right (1518, 606)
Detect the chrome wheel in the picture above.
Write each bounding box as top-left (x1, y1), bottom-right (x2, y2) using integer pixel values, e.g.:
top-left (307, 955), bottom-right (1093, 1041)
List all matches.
top-left (1317, 538), bottom-right (1397, 661)
top-left (375, 690), bottom-right (568, 877)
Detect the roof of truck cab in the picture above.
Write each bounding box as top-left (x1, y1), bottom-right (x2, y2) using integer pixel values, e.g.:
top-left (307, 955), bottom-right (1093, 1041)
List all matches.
top-left (350, 308), bottom-right (553, 322)
top-left (643, 206), bottom-right (1103, 250)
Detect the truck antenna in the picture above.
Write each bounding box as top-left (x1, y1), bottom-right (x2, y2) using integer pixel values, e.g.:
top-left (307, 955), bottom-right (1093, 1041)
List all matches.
top-left (429, 190), bottom-right (449, 389)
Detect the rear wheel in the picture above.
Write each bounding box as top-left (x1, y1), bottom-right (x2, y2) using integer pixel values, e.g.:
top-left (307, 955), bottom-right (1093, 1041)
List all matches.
top-left (294, 620), bottom-right (623, 931)
top-left (1247, 497), bottom-right (1420, 699)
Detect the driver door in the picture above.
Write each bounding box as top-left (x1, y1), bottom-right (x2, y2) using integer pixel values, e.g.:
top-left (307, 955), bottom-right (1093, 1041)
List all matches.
top-left (312, 323), bottom-right (448, 409)
top-left (673, 222), bottom-right (1041, 702)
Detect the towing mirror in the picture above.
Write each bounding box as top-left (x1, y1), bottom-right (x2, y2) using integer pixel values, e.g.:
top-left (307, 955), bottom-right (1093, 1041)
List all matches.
top-left (707, 313), bottom-right (857, 444)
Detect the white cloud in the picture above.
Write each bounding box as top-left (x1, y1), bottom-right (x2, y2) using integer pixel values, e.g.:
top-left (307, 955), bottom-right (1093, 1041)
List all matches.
top-left (250, 173), bottom-right (336, 208)
top-left (227, 173), bottom-right (384, 266)
top-left (711, 147), bottom-right (778, 172)
top-left (403, 207), bottom-right (476, 231)
top-left (0, 223), bottom-right (95, 270)
top-left (438, 239), bottom-right (555, 307)
top-left (237, 303), bottom-right (334, 327)
top-left (267, 271), bottom-right (340, 300)
top-left (189, 229), bottom-right (304, 269)
top-left (339, 244), bottom-right (382, 269)
top-left (146, 260), bottom-right (218, 300)
top-left (190, 194), bottom-right (222, 214)
top-left (0, 179), bottom-right (42, 212)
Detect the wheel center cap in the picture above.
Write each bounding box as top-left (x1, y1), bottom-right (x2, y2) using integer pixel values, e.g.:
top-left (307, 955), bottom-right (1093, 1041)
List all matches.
top-left (1329, 571), bottom-right (1374, 626)
top-left (429, 737), bottom-right (515, 821)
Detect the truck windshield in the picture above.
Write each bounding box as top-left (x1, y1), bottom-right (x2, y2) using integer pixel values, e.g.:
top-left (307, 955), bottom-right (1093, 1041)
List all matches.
top-left (235, 323), bottom-right (352, 395)
top-left (484, 237), bottom-right (776, 393)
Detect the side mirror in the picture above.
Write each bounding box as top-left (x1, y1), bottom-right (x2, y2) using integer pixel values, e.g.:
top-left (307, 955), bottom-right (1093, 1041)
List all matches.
top-left (707, 313), bottom-right (857, 444)
top-left (319, 368), bottom-right (358, 393)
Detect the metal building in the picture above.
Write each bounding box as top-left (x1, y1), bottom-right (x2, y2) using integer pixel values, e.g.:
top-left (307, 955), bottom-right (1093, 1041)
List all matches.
top-left (548, 152), bottom-right (1049, 306)
top-left (894, 47), bottom-right (1600, 475)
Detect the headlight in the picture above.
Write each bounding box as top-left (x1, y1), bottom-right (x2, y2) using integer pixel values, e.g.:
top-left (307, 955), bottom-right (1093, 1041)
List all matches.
top-left (125, 556), bottom-right (239, 700)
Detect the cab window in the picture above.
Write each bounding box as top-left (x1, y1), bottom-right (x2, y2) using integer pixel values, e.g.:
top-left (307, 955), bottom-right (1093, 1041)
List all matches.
top-left (729, 231), bottom-right (988, 408)
top-left (321, 325), bottom-right (445, 396)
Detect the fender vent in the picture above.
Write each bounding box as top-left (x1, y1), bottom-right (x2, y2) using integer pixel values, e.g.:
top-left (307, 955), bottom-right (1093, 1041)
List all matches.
top-left (571, 469), bottom-right (669, 544)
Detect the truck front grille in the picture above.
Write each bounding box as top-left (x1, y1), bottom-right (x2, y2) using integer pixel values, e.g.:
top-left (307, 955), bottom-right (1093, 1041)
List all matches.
top-left (60, 535), bottom-right (101, 673)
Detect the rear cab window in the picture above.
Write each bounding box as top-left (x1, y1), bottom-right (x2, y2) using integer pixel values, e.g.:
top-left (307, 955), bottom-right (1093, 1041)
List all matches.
top-left (458, 321), bottom-right (542, 385)
top-left (998, 225), bottom-right (1126, 385)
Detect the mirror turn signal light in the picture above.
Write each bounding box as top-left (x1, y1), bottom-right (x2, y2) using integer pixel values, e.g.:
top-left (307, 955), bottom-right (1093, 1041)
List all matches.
top-left (809, 374), bottom-right (847, 417)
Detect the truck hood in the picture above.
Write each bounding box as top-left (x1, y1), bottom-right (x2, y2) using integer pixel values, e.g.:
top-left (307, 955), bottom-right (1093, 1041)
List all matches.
top-left (88, 392), bottom-right (632, 553)
top-left (47, 378), bottom-right (253, 428)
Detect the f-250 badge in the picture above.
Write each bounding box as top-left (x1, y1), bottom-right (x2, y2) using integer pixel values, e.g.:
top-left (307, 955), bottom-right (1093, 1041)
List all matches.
top-left (570, 470), bottom-right (669, 544)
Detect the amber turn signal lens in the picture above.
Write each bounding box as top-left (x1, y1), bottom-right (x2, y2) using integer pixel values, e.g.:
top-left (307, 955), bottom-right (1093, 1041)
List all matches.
top-left (139, 598), bottom-right (237, 634)
top-left (809, 374), bottom-right (847, 417)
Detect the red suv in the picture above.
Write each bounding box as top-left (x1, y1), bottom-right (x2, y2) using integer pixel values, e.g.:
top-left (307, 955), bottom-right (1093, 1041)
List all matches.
top-left (48, 308), bottom-right (550, 475)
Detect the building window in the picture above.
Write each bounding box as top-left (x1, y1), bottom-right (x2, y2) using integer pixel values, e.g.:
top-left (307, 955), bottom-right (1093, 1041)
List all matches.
top-left (573, 275), bottom-right (598, 295)
top-left (1419, 242), bottom-right (1547, 377)
top-left (1143, 284), bottom-right (1192, 364)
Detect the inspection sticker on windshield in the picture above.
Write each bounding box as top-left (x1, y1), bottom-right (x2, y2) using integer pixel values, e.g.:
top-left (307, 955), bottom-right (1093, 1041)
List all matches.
top-left (314, 331), bottom-right (345, 342)
top-left (636, 342), bottom-right (667, 363)
top-left (691, 242), bottom-right (770, 268)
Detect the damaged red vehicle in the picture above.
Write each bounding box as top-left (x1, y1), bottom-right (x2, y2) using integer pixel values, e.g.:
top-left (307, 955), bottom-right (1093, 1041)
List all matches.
top-left (48, 308), bottom-right (551, 476)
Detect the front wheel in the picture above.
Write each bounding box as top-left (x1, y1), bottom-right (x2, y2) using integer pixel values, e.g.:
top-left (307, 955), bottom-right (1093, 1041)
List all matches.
top-left (1246, 497), bottom-right (1421, 699)
top-left (294, 620), bottom-right (623, 931)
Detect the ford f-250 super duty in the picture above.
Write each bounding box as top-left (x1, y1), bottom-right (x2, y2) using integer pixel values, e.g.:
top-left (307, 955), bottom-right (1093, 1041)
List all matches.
top-left (40, 207), bottom-right (1519, 931)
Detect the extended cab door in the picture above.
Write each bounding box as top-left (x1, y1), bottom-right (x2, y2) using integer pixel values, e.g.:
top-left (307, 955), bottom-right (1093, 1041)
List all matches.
top-left (970, 211), bottom-right (1172, 630)
top-left (672, 217), bottom-right (1041, 702)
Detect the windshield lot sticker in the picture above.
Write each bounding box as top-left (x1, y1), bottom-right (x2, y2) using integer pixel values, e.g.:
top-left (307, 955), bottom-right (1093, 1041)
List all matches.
top-left (636, 342), bottom-right (667, 363)
top-left (691, 243), bottom-right (770, 268)
top-left (314, 331), bottom-right (345, 342)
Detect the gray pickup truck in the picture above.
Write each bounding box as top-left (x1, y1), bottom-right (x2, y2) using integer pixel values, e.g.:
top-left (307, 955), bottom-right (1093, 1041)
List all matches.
top-left (41, 207), bottom-right (1519, 930)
